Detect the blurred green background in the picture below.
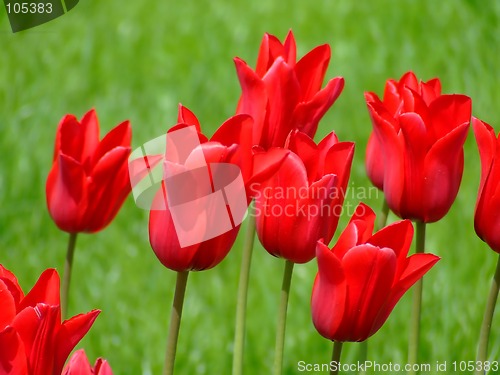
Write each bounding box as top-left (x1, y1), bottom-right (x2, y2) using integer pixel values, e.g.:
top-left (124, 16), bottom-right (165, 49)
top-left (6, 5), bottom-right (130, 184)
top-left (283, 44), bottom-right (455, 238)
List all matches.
top-left (1, 0), bottom-right (500, 374)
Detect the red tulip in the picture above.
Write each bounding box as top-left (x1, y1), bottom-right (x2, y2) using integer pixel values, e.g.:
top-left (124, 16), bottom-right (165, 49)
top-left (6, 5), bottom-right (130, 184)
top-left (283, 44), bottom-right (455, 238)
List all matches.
top-left (62, 349), bottom-right (113, 375)
top-left (254, 130), bottom-right (354, 264)
top-left (148, 106), bottom-right (287, 272)
top-left (0, 265), bottom-right (100, 375)
top-left (234, 30), bottom-right (344, 149)
top-left (473, 117), bottom-right (500, 253)
top-left (365, 72), bottom-right (441, 190)
top-left (46, 109), bottom-right (132, 233)
top-left (365, 74), bottom-right (471, 222)
top-left (311, 203), bottom-right (439, 342)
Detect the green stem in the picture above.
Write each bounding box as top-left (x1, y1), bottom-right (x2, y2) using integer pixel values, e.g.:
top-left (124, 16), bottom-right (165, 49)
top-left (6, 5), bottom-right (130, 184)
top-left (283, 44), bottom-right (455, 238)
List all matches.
top-left (272, 260), bottom-right (295, 375)
top-left (408, 221), bottom-right (426, 375)
top-left (163, 271), bottom-right (189, 375)
top-left (331, 341), bottom-right (344, 375)
top-left (232, 205), bottom-right (256, 375)
top-left (475, 254), bottom-right (500, 375)
top-left (358, 341), bottom-right (368, 375)
top-left (376, 199), bottom-right (390, 231)
top-left (61, 232), bottom-right (77, 319)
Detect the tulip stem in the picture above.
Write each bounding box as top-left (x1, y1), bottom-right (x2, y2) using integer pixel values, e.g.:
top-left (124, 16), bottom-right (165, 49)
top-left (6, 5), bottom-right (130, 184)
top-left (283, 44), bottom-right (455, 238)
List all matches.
top-left (475, 254), bottom-right (500, 375)
top-left (273, 259), bottom-right (295, 375)
top-left (358, 341), bottom-right (368, 375)
top-left (61, 232), bottom-right (77, 319)
top-left (164, 271), bottom-right (189, 375)
top-left (408, 221), bottom-right (426, 375)
top-left (232, 205), bottom-right (256, 375)
top-left (331, 341), bottom-right (343, 375)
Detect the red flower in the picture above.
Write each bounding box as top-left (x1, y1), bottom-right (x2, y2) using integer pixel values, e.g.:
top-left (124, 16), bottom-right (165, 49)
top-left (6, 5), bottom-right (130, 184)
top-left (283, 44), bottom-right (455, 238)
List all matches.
top-left (365, 73), bottom-right (471, 222)
top-left (254, 131), bottom-right (354, 264)
top-left (0, 265), bottom-right (100, 375)
top-left (365, 72), bottom-right (441, 190)
top-left (62, 349), bottom-right (113, 375)
top-left (148, 106), bottom-right (287, 272)
top-left (46, 109), bottom-right (132, 233)
top-left (473, 117), bottom-right (500, 253)
top-left (311, 203), bottom-right (439, 342)
top-left (234, 30), bottom-right (344, 149)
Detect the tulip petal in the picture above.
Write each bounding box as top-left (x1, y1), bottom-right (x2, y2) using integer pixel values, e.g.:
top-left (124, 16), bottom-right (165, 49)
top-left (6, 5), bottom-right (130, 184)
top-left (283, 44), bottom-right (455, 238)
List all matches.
top-left (428, 94), bottom-right (471, 140)
top-left (261, 58), bottom-right (301, 148)
top-left (12, 304), bottom-right (59, 375)
top-left (18, 269), bottom-right (60, 312)
top-left (472, 118), bottom-right (497, 202)
top-left (255, 33), bottom-right (292, 76)
top-left (371, 253), bottom-right (439, 334)
top-left (176, 104), bottom-right (201, 132)
top-left (292, 77), bottom-right (345, 137)
top-left (399, 71), bottom-right (418, 91)
top-left (295, 44), bottom-right (331, 101)
top-left (234, 57), bottom-right (268, 145)
top-left (311, 242), bottom-right (346, 341)
top-left (84, 146), bottom-right (131, 232)
top-left (79, 109), bottom-right (101, 164)
top-left (211, 114), bottom-right (253, 148)
top-left (0, 280), bottom-right (17, 329)
top-left (0, 326), bottom-right (28, 375)
top-left (317, 132), bottom-right (340, 153)
top-left (92, 121), bottom-right (132, 169)
top-left (368, 101), bottom-right (405, 217)
top-left (57, 115), bottom-right (83, 161)
top-left (85, 147), bottom-right (131, 232)
top-left (368, 220), bottom-right (413, 271)
top-left (380, 80), bottom-right (401, 115)
top-left (283, 30), bottom-right (297, 65)
top-left (340, 244), bottom-right (396, 341)
top-left (149, 182), bottom-right (238, 271)
top-left (46, 154), bottom-right (87, 233)
top-left (0, 265), bottom-right (24, 307)
top-left (188, 225), bottom-right (240, 271)
top-left (420, 78), bottom-right (441, 105)
top-left (248, 148), bottom-right (290, 188)
top-left (55, 309), bottom-right (101, 375)
top-left (324, 141), bottom-right (355, 192)
top-left (62, 349), bottom-right (93, 375)
top-left (473, 119), bottom-right (500, 251)
top-left (286, 131), bottom-right (319, 184)
top-left (332, 203), bottom-right (375, 260)
top-left (58, 112), bottom-right (99, 165)
top-left (211, 114), bottom-right (254, 183)
top-left (149, 198), bottom-right (198, 271)
top-left (255, 152), bottom-right (313, 263)
top-left (400, 86), bottom-right (428, 118)
top-left (422, 122), bottom-right (469, 222)
top-left (365, 133), bottom-right (384, 190)
top-left (94, 358), bottom-right (113, 375)
top-left (10, 306), bottom-right (44, 358)
top-left (288, 174), bottom-right (337, 263)
top-left (400, 112), bottom-right (428, 156)
top-left (398, 113), bottom-right (427, 218)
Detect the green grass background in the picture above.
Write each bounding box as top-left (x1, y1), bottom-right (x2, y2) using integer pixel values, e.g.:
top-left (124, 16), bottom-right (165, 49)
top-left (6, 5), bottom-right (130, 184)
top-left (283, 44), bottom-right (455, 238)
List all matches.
top-left (1, 0), bottom-right (500, 373)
